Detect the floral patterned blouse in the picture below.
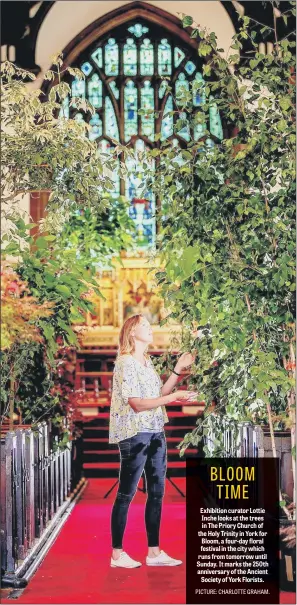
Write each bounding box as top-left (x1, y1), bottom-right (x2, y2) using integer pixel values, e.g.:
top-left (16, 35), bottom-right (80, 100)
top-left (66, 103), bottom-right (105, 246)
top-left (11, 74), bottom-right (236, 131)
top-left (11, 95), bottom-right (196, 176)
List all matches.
top-left (109, 354), bottom-right (169, 444)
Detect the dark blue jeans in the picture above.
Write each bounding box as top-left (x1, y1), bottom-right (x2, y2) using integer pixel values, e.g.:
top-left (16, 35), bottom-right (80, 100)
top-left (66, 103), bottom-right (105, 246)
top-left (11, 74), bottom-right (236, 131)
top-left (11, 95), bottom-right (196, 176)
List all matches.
top-left (111, 431), bottom-right (167, 549)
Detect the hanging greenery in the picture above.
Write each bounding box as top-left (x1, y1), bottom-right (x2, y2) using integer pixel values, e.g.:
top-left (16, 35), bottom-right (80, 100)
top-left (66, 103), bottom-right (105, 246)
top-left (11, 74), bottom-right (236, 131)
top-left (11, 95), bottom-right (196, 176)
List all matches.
top-left (143, 3), bottom-right (296, 465)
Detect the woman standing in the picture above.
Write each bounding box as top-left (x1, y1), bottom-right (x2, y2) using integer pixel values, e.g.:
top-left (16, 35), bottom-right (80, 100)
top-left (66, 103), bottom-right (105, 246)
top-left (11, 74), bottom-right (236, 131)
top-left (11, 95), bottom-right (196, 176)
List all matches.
top-left (109, 314), bottom-right (197, 568)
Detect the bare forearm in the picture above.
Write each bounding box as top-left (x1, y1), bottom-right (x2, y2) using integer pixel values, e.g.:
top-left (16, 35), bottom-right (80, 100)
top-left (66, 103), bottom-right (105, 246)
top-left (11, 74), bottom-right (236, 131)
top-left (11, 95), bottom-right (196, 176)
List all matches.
top-left (161, 366), bottom-right (183, 396)
top-left (161, 374), bottom-right (181, 396)
top-left (128, 392), bottom-right (175, 413)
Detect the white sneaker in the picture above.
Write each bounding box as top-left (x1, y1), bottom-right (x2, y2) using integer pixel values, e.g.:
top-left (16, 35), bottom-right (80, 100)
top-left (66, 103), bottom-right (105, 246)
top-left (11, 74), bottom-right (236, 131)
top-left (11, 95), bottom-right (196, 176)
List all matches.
top-left (111, 551), bottom-right (141, 568)
top-left (146, 550), bottom-right (182, 566)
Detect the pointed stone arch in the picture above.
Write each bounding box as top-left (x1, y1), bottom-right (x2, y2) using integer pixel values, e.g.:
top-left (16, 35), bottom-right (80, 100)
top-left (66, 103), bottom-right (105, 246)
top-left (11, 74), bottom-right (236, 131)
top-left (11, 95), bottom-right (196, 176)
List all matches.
top-left (35, 1), bottom-right (235, 84)
top-left (60, 1), bottom-right (201, 70)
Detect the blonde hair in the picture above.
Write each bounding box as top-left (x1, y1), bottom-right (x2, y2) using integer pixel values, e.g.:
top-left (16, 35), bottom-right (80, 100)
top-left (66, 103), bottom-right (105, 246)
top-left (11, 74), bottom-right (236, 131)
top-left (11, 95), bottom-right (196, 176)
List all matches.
top-left (117, 314), bottom-right (150, 359)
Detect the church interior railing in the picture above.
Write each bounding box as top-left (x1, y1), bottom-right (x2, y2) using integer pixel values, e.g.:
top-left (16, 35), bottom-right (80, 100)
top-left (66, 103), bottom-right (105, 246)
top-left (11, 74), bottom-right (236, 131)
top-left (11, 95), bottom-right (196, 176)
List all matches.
top-left (0, 421), bottom-right (84, 588)
top-left (204, 420), bottom-right (265, 458)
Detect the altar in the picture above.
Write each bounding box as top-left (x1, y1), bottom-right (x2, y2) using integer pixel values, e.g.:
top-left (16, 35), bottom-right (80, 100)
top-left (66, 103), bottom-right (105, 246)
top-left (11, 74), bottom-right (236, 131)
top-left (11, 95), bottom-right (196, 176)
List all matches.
top-left (77, 255), bottom-right (181, 349)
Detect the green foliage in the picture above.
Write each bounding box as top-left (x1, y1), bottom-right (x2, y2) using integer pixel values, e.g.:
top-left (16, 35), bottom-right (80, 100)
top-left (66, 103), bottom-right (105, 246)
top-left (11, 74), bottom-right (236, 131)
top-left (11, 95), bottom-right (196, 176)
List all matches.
top-left (58, 203), bottom-right (135, 270)
top-left (3, 193), bottom-right (133, 353)
top-left (1, 56), bottom-right (136, 434)
top-left (146, 2), bottom-right (296, 454)
top-left (14, 203), bottom-right (135, 359)
top-left (1, 262), bottom-right (53, 351)
top-left (1, 58), bottom-right (120, 216)
top-left (1, 341), bottom-right (58, 425)
top-left (17, 233), bottom-right (96, 357)
top-left (1, 341), bottom-right (79, 444)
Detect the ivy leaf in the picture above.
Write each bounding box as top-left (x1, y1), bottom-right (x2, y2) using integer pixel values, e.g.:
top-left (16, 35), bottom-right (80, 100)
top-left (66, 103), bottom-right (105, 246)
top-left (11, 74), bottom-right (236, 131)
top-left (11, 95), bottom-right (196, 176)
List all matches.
top-left (199, 42), bottom-right (212, 57)
top-left (202, 64), bottom-right (211, 76)
top-left (279, 97), bottom-right (291, 112)
top-left (43, 70), bottom-right (55, 81)
top-left (182, 16), bottom-right (193, 27)
top-left (181, 150), bottom-right (193, 161)
top-left (67, 67), bottom-right (84, 80)
top-left (277, 119), bottom-right (287, 132)
top-left (190, 28), bottom-right (199, 38)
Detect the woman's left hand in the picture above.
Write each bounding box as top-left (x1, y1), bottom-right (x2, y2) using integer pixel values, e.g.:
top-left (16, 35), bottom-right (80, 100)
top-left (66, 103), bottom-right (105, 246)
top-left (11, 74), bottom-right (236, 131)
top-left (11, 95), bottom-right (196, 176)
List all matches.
top-left (175, 351), bottom-right (196, 372)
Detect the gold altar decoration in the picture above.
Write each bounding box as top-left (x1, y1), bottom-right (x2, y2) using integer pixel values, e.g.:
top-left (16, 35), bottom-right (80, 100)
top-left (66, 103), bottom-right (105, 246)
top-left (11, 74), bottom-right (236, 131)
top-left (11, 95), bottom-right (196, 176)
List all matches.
top-left (79, 255), bottom-right (181, 348)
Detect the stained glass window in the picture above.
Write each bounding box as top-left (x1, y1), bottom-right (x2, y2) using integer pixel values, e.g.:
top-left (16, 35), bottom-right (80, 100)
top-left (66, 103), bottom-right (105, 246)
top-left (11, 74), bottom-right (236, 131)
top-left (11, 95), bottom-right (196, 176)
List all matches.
top-left (161, 96), bottom-right (173, 140)
top-left (81, 62), bottom-right (93, 76)
top-left (174, 47), bottom-right (185, 67)
top-left (98, 139), bottom-right (111, 154)
top-left (124, 80), bottom-right (138, 141)
top-left (175, 73), bottom-right (189, 106)
top-left (171, 138), bottom-right (186, 167)
top-left (194, 120), bottom-right (207, 141)
top-left (123, 38), bottom-right (137, 76)
top-left (71, 78), bottom-right (85, 100)
top-left (209, 96), bottom-right (224, 140)
top-left (159, 80), bottom-right (168, 99)
top-left (206, 138), bottom-right (215, 148)
top-left (89, 114), bottom-right (102, 140)
top-left (177, 111), bottom-right (190, 142)
top-left (126, 139), bottom-right (156, 246)
top-left (74, 113), bottom-right (85, 125)
top-left (140, 39), bottom-right (154, 76)
top-left (91, 47), bottom-right (102, 68)
top-left (105, 97), bottom-right (119, 141)
top-left (193, 72), bottom-right (205, 107)
top-left (128, 23), bottom-right (149, 37)
top-left (185, 60), bottom-right (196, 76)
top-left (105, 38), bottom-right (119, 76)
top-left (65, 20), bottom-right (224, 249)
top-left (158, 39), bottom-right (172, 75)
top-left (88, 74), bottom-right (102, 108)
top-left (141, 81), bottom-right (154, 140)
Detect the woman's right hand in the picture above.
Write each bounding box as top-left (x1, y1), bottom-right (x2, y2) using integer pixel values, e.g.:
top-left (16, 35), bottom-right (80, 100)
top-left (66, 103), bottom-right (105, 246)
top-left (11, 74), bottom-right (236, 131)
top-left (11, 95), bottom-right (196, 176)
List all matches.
top-left (173, 390), bottom-right (198, 403)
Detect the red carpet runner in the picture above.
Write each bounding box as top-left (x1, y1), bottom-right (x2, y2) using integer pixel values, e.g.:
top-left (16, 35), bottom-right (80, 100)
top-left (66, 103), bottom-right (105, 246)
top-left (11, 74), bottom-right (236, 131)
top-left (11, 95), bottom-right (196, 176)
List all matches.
top-left (2, 478), bottom-right (295, 604)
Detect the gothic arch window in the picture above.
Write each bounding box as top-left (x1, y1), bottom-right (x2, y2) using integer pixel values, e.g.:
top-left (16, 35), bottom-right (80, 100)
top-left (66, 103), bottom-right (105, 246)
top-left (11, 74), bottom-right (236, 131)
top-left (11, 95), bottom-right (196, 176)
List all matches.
top-left (59, 16), bottom-right (223, 250)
